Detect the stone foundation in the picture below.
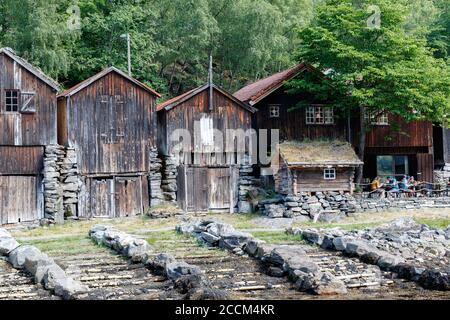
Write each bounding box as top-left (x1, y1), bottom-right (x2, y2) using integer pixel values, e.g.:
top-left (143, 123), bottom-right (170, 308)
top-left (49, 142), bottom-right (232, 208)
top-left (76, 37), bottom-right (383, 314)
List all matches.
top-left (149, 148), bottom-right (164, 206)
top-left (237, 158), bottom-right (257, 213)
top-left (259, 191), bottom-right (450, 221)
top-left (43, 146), bottom-right (64, 224)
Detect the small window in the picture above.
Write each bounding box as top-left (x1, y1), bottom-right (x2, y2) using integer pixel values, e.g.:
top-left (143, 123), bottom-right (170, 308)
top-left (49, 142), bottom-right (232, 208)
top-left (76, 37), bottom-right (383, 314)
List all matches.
top-left (365, 110), bottom-right (389, 125)
top-left (5, 90), bottom-right (20, 112)
top-left (306, 106), bottom-right (334, 124)
top-left (269, 105), bottom-right (280, 118)
top-left (324, 168), bottom-right (336, 180)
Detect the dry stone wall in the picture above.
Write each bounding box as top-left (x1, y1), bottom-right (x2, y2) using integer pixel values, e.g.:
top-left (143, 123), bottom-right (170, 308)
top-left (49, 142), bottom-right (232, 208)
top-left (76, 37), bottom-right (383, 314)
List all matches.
top-left (161, 155), bottom-right (178, 203)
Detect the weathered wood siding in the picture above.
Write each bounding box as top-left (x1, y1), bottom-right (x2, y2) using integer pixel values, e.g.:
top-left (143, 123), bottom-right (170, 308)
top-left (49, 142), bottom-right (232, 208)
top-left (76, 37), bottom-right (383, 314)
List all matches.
top-left (0, 175), bottom-right (43, 224)
top-left (60, 71), bottom-right (157, 175)
top-left (0, 53), bottom-right (57, 146)
top-left (161, 88), bottom-right (253, 162)
top-left (254, 87), bottom-right (348, 141)
top-left (0, 146), bottom-right (44, 174)
top-left (293, 168), bottom-right (354, 193)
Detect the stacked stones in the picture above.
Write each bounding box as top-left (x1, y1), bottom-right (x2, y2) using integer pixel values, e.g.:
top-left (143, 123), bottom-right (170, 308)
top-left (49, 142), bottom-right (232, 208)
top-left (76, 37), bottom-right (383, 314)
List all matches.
top-left (176, 220), bottom-right (347, 295)
top-left (1, 228), bottom-right (86, 299)
top-left (289, 217), bottom-right (450, 291)
top-left (434, 165), bottom-right (450, 190)
top-left (59, 148), bottom-right (81, 218)
top-left (161, 155), bottom-right (177, 202)
top-left (259, 192), bottom-right (357, 222)
top-left (43, 145), bottom-right (64, 224)
top-left (89, 225), bottom-right (226, 299)
top-left (149, 148), bottom-right (164, 206)
top-left (238, 158), bottom-right (256, 213)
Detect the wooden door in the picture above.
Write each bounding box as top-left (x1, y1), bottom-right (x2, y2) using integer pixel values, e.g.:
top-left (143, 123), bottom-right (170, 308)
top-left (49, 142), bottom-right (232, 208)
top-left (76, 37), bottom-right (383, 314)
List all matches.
top-left (182, 167), bottom-right (209, 212)
top-left (115, 177), bottom-right (142, 217)
top-left (417, 153), bottom-right (434, 183)
top-left (208, 168), bottom-right (231, 210)
top-left (90, 178), bottom-right (114, 218)
top-left (0, 176), bottom-right (40, 224)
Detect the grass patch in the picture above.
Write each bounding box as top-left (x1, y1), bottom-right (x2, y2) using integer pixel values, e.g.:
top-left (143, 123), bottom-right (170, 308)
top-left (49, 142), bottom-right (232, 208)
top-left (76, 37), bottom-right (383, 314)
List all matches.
top-left (250, 230), bottom-right (304, 244)
top-left (204, 212), bottom-right (261, 230)
top-left (20, 235), bottom-right (107, 256)
top-left (414, 217), bottom-right (450, 229)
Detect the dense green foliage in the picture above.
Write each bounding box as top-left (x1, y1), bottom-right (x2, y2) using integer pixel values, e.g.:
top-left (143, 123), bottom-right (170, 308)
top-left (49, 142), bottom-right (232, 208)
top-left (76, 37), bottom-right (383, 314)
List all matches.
top-left (0, 0), bottom-right (447, 103)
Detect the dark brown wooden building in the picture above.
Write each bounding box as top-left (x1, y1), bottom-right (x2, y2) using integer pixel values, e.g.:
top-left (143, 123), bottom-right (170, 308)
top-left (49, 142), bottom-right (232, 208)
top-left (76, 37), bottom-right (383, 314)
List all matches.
top-left (353, 114), bottom-right (435, 183)
top-left (275, 141), bottom-right (362, 195)
top-left (157, 83), bottom-right (256, 212)
top-left (57, 67), bottom-right (160, 218)
top-left (0, 48), bottom-right (60, 225)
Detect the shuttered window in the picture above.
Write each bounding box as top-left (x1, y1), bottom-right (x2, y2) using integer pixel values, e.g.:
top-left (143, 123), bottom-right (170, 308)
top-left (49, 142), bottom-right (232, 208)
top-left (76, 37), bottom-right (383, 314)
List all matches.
top-left (5, 90), bottom-right (20, 112)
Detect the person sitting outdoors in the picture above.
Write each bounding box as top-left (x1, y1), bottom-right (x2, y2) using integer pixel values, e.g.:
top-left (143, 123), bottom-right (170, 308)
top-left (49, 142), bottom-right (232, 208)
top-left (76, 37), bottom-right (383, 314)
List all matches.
top-left (383, 176), bottom-right (394, 191)
top-left (408, 176), bottom-right (417, 190)
top-left (387, 177), bottom-right (400, 196)
top-left (399, 175), bottom-right (413, 196)
top-left (370, 176), bottom-right (385, 198)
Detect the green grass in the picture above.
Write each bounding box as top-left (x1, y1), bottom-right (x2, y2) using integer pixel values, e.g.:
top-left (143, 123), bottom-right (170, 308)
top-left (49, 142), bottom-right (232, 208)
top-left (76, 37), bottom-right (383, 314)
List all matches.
top-left (204, 212), bottom-right (260, 230)
top-left (250, 230), bottom-right (304, 244)
top-left (414, 217), bottom-right (450, 229)
top-left (20, 235), bottom-right (107, 256)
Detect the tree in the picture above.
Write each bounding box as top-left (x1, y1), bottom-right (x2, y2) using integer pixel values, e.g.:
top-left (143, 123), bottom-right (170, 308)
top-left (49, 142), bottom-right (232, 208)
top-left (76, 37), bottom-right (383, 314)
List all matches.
top-left (0, 0), bottom-right (77, 80)
top-left (291, 0), bottom-right (450, 183)
top-left (427, 0), bottom-right (450, 59)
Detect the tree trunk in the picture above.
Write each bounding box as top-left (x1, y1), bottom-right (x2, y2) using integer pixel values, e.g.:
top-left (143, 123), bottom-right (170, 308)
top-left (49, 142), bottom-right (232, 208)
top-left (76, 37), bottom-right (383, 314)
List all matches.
top-left (356, 106), bottom-right (366, 185)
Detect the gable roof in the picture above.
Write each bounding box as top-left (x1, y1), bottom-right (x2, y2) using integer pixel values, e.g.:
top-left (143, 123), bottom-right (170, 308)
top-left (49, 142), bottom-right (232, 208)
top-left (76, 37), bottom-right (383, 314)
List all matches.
top-left (0, 48), bottom-right (60, 91)
top-left (279, 140), bottom-right (363, 167)
top-left (157, 83), bottom-right (256, 113)
top-left (58, 66), bottom-right (161, 98)
top-left (233, 63), bottom-right (325, 105)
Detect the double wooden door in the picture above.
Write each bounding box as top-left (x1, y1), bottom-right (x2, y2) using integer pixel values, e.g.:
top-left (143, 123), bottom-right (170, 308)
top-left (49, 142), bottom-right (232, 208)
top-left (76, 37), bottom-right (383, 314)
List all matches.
top-left (177, 166), bottom-right (238, 212)
top-left (89, 176), bottom-right (143, 218)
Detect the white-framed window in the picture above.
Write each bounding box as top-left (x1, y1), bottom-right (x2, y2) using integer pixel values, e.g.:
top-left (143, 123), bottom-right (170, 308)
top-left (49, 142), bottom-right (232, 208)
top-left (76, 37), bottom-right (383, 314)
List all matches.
top-left (364, 110), bottom-right (389, 125)
top-left (269, 104), bottom-right (280, 118)
top-left (306, 106), bottom-right (334, 124)
top-left (324, 168), bottom-right (336, 180)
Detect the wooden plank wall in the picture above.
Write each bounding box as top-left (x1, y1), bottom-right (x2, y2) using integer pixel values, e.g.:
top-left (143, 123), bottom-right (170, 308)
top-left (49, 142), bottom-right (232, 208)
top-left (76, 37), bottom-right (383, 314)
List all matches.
top-left (0, 53), bottom-right (57, 146)
top-left (254, 88), bottom-right (348, 142)
top-left (162, 88), bottom-right (253, 162)
top-left (294, 168), bottom-right (353, 193)
top-left (0, 146), bottom-right (44, 174)
top-left (62, 71), bottom-right (157, 175)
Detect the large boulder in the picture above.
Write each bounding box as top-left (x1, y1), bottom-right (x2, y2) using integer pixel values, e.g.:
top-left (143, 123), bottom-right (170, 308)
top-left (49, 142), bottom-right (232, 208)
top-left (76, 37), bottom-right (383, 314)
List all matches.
top-left (54, 277), bottom-right (88, 300)
top-left (42, 263), bottom-right (67, 290)
top-left (302, 230), bottom-right (323, 246)
top-left (127, 239), bottom-right (151, 263)
top-left (206, 223), bottom-right (236, 238)
top-left (200, 232), bottom-right (220, 245)
top-left (146, 253), bottom-right (176, 276)
top-left (0, 236), bottom-right (20, 255)
top-left (8, 245), bottom-right (42, 269)
top-left (418, 270), bottom-right (449, 291)
top-left (377, 253), bottom-right (405, 271)
top-left (267, 245), bottom-right (306, 267)
top-left (218, 231), bottom-right (252, 250)
top-left (165, 261), bottom-right (203, 281)
top-left (332, 236), bottom-right (350, 251)
top-left (344, 240), bottom-right (373, 257)
top-left (24, 252), bottom-right (54, 275)
top-left (255, 244), bottom-right (276, 260)
top-left (244, 239), bottom-right (265, 257)
top-left (313, 272), bottom-right (348, 295)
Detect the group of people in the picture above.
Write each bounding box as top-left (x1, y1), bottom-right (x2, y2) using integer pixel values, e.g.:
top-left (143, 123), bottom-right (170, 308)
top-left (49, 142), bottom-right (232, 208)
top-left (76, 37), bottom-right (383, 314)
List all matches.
top-left (370, 175), bottom-right (418, 198)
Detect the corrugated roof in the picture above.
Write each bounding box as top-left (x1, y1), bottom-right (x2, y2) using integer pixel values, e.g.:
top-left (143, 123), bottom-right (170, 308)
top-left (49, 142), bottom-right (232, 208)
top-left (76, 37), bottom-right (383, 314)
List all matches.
top-left (58, 66), bottom-right (161, 98)
top-left (278, 140), bottom-right (363, 167)
top-left (157, 83), bottom-right (256, 113)
top-left (0, 47), bottom-right (60, 91)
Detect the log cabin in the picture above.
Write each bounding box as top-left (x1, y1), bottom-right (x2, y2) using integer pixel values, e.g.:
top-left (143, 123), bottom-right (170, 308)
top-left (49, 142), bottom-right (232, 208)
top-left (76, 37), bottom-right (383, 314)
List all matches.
top-left (57, 67), bottom-right (161, 218)
top-left (157, 82), bottom-right (256, 212)
top-left (275, 141), bottom-right (362, 195)
top-left (0, 48), bottom-right (60, 225)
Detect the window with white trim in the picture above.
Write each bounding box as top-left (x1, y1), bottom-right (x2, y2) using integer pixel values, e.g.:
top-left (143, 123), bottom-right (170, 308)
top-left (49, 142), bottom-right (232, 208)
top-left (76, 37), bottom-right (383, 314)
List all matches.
top-left (306, 106), bottom-right (334, 124)
top-left (269, 104), bottom-right (280, 118)
top-left (324, 168), bottom-right (336, 180)
top-left (364, 110), bottom-right (389, 125)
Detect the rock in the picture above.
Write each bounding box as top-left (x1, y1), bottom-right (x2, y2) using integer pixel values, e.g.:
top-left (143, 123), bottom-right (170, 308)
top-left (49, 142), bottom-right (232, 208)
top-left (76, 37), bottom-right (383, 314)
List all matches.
top-left (344, 240), bottom-right (373, 257)
top-left (188, 288), bottom-right (229, 300)
top-left (377, 253), bottom-right (405, 271)
top-left (127, 239), bottom-right (151, 263)
top-left (255, 244), bottom-right (276, 260)
top-left (54, 277), bottom-right (87, 300)
top-left (200, 232), bottom-right (221, 245)
top-left (267, 266), bottom-right (285, 277)
top-left (206, 223), bottom-right (236, 237)
top-left (320, 235), bottom-right (335, 250)
top-left (418, 270), bottom-right (449, 290)
top-left (218, 231), bottom-right (252, 250)
top-left (395, 263), bottom-right (425, 281)
top-left (8, 245), bottom-right (42, 269)
top-left (24, 252), bottom-right (53, 275)
top-left (174, 274), bottom-right (208, 293)
top-left (34, 260), bottom-right (58, 284)
top-left (166, 262), bottom-right (203, 281)
top-left (360, 250), bottom-right (383, 265)
top-left (244, 239), bottom-right (265, 257)
top-left (302, 230), bottom-right (323, 246)
top-left (268, 245), bottom-right (306, 267)
top-left (146, 253), bottom-right (176, 276)
top-left (314, 272), bottom-right (348, 295)
top-left (0, 236), bottom-right (20, 255)
top-left (43, 263), bottom-right (67, 290)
